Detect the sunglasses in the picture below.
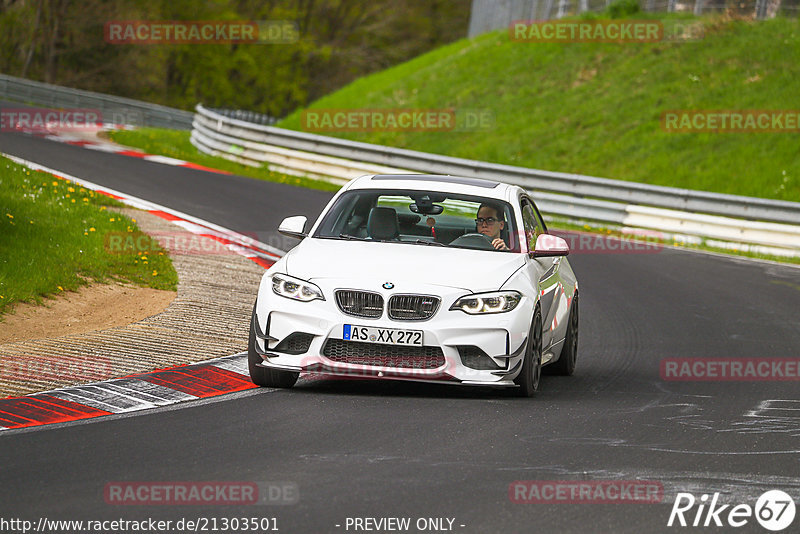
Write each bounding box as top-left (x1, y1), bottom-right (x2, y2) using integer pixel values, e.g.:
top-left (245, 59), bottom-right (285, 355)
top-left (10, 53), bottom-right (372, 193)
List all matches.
top-left (475, 217), bottom-right (500, 225)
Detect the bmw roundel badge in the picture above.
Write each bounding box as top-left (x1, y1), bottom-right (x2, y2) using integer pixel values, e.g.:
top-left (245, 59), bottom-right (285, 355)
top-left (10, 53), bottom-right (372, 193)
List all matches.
top-left (382, 282), bottom-right (394, 289)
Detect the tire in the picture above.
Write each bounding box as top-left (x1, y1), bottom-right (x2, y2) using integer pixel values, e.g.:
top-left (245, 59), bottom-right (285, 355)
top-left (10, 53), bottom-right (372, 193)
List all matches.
top-left (547, 294), bottom-right (578, 376)
top-left (248, 303), bottom-right (299, 388)
top-left (514, 307), bottom-right (542, 397)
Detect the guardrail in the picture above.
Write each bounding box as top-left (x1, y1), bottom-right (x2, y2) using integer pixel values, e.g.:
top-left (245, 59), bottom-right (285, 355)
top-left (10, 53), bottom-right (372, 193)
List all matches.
top-left (191, 104), bottom-right (800, 256)
top-left (0, 74), bottom-right (193, 129)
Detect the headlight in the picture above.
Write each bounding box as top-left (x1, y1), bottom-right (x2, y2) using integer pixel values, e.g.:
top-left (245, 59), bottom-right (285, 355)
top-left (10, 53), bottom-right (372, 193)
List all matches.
top-left (272, 273), bottom-right (324, 302)
top-left (450, 291), bottom-right (521, 314)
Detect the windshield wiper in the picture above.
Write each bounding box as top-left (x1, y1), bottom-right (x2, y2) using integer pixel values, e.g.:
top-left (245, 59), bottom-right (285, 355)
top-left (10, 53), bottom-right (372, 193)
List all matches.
top-left (411, 239), bottom-right (446, 247)
top-left (337, 233), bottom-right (369, 241)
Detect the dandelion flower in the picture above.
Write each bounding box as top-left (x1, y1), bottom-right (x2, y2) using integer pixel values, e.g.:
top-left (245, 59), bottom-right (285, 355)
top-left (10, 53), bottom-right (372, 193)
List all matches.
top-left (89, 227), bottom-right (96, 232)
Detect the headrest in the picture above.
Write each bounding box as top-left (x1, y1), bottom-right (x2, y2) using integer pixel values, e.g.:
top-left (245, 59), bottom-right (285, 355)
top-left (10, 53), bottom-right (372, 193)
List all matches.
top-left (367, 207), bottom-right (399, 240)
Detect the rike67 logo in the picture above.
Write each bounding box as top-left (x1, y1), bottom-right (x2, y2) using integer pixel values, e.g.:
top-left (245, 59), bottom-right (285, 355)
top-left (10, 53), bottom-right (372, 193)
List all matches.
top-left (668, 490), bottom-right (796, 531)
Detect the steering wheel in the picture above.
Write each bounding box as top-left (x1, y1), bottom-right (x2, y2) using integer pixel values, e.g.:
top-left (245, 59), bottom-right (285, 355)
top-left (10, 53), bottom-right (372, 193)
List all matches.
top-left (449, 232), bottom-right (497, 251)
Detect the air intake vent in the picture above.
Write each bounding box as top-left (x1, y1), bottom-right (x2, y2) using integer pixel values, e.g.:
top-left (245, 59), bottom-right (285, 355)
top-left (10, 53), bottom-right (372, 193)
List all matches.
top-left (273, 333), bottom-right (314, 354)
top-left (323, 339), bottom-right (444, 369)
top-left (335, 290), bottom-right (383, 318)
top-left (388, 294), bottom-right (440, 321)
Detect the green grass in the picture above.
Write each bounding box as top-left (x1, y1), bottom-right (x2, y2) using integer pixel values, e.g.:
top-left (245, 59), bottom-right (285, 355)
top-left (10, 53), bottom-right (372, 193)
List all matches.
top-left (0, 156), bottom-right (178, 317)
top-left (106, 128), bottom-right (341, 192)
top-left (275, 13), bottom-right (800, 203)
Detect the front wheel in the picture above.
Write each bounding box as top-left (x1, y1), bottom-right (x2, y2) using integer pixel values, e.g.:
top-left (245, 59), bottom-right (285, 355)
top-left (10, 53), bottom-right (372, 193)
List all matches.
top-left (547, 294), bottom-right (578, 376)
top-left (514, 307), bottom-right (542, 397)
top-left (248, 303), bottom-right (299, 388)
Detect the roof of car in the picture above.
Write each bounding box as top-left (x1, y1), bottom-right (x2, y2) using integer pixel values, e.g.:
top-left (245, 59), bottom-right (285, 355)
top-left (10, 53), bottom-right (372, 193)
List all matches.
top-left (371, 174), bottom-right (500, 188)
top-left (345, 174), bottom-right (516, 200)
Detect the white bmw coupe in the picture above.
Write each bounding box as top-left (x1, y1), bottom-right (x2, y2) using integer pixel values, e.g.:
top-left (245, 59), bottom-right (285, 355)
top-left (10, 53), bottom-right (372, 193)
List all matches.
top-left (248, 174), bottom-right (578, 396)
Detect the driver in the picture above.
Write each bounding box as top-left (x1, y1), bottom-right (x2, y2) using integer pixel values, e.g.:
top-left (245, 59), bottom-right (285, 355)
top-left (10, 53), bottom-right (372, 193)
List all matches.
top-left (476, 203), bottom-right (509, 251)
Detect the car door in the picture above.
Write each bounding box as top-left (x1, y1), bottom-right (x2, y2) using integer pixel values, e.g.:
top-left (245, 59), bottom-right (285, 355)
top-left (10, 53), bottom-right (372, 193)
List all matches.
top-left (520, 196), bottom-right (567, 353)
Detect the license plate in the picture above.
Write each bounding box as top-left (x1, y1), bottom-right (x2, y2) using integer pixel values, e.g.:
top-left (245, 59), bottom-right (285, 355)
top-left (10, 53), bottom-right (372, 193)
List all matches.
top-left (343, 325), bottom-right (423, 346)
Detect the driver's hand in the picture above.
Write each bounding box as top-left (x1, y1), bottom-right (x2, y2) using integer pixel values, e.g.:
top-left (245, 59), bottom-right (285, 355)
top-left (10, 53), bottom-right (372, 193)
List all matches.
top-left (492, 238), bottom-right (508, 251)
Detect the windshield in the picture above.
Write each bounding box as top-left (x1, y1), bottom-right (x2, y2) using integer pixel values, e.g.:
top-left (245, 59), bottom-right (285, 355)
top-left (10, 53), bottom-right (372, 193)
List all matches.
top-left (312, 189), bottom-right (519, 252)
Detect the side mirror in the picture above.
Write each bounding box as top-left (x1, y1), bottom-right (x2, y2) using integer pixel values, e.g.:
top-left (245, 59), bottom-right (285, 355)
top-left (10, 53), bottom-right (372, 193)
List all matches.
top-left (529, 234), bottom-right (569, 258)
top-left (278, 215), bottom-right (308, 239)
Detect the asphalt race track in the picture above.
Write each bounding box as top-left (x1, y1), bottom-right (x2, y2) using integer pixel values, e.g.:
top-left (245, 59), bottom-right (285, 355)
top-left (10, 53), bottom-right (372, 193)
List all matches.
top-left (1, 126), bottom-right (799, 534)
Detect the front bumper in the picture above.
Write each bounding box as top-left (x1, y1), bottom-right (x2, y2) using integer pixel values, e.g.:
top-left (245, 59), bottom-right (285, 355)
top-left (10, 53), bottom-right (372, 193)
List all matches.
top-left (253, 278), bottom-right (533, 387)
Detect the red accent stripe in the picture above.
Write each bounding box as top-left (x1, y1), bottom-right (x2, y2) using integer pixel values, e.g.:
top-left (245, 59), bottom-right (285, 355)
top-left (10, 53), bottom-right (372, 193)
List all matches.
top-left (140, 365), bottom-right (257, 398)
top-left (180, 162), bottom-right (232, 174)
top-left (65, 140), bottom-right (92, 147)
top-left (147, 210), bottom-right (183, 221)
top-left (116, 150), bottom-right (146, 158)
top-left (250, 257), bottom-right (275, 269)
top-left (0, 395), bottom-right (112, 429)
top-left (95, 190), bottom-right (124, 200)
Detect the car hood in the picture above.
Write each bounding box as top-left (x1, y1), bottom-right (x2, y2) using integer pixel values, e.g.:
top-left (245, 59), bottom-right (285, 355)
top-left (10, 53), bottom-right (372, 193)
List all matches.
top-left (285, 238), bottom-right (525, 292)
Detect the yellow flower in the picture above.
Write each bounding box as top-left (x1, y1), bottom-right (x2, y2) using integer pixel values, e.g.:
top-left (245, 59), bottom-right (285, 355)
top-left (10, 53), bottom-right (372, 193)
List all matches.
top-left (84, 232), bottom-right (88, 236)
top-left (5, 214), bottom-right (12, 219)
top-left (132, 218), bottom-right (136, 223)
top-left (58, 286), bottom-right (63, 291)
top-left (100, 206), bottom-right (106, 211)
top-left (0, 295), bottom-right (4, 299)
top-left (89, 227), bottom-right (96, 232)
top-left (66, 194), bottom-right (70, 197)
top-left (68, 187), bottom-right (75, 192)
top-left (71, 199), bottom-right (76, 203)
top-left (29, 220), bottom-right (33, 224)
top-left (152, 270), bottom-right (158, 276)
top-left (52, 181), bottom-right (58, 186)
top-left (109, 218), bottom-right (115, 222)
top-left (82, 198), bottom-right (89, 202)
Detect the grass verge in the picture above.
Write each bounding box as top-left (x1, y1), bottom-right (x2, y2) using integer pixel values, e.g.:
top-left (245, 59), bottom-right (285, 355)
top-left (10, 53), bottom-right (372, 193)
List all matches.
top-left (106, 128), bottom-right (341, 192)
top-left (276, 13), bottom-right (800, 203)
top-left (0, 156), bottom-right (178, 317)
